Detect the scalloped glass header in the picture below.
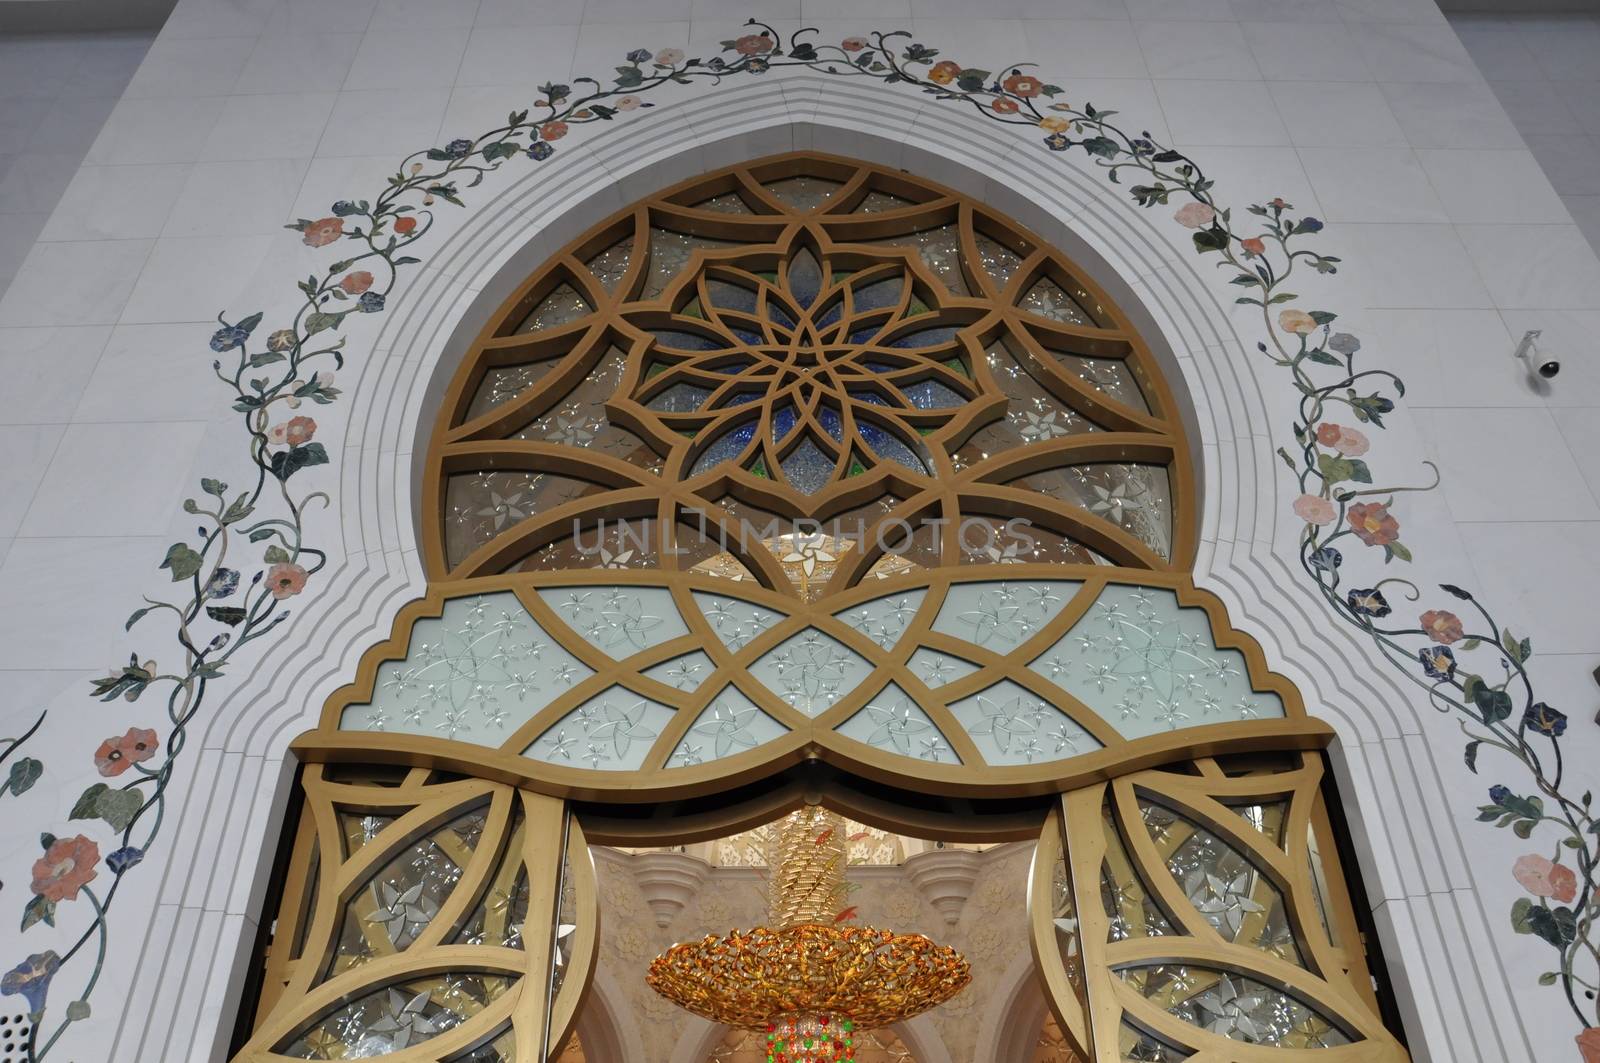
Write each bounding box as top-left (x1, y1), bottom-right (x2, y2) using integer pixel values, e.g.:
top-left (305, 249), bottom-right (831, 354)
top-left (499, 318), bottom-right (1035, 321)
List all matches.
top-left (339, 581), bottom-right (1283, 774)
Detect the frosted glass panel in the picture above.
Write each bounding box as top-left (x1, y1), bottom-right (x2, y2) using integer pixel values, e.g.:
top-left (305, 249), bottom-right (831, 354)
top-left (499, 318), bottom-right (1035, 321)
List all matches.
top-left (834, 589), bottom-right (928, 650)
top-left (931, 580), bottom-right (1083, 649)
top-left (692, 592), bottom-right (784, 651)
top-left (644, 651), bottom-right (715, 691)
top-left (671, 686), bottom-right (788, 766)
top-left (947, 679), bottom-right (1100, 765)
top-left (907, 648), bottom-right (977, 688)
top-left (537, 585), bottom-right (689, 657)
top-left (339, 592), bottom-right (592, 743)
top-left (1119, 967), bottom-right (1350, 1048)
top-left (748, 627), bottom-right (874, 717)
top-left (1028, 584), bottom-right (1282, 738)
top-left (836, 682), bottom-right (959, 763)
top-left (524, 686), bottom-right (675, 770)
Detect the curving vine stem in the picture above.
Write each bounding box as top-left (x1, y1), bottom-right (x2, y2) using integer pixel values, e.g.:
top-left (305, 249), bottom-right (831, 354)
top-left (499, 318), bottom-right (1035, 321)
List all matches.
top-left (0, 18), bottom-right (1591, 1059)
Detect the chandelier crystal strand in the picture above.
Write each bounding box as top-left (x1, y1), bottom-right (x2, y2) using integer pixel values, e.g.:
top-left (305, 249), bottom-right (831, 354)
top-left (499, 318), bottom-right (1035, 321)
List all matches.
top-left (647, 809), bottom-right (970, 1063)
top-left (767, 806), bottom-right (850, 928)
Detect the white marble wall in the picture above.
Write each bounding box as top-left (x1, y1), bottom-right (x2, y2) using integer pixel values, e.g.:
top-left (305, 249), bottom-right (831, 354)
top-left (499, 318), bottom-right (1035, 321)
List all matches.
top-left (0, 30), bottom-right (157, 297)
top-left (0, 0), bottom-right (1598, 1060)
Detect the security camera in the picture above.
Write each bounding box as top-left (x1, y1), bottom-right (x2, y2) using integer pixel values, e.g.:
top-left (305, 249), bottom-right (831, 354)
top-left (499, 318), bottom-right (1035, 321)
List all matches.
top-left (1513, 330), bottom-right (1558, 383)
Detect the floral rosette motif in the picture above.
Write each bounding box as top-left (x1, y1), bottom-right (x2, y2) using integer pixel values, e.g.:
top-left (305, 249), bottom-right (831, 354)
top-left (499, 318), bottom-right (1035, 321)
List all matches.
top-left (611, 233), bottom-right (999, 508)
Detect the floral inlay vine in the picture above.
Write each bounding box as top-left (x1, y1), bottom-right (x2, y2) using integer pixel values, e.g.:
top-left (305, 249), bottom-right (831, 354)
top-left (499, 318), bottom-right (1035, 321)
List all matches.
top-left (1, 16), bottom-right (1587, 1061)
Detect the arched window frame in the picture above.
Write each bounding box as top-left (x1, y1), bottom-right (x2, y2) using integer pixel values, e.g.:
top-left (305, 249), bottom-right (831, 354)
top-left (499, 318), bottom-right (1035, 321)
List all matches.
top-left (230, 154), bottom-right (1409, 1063)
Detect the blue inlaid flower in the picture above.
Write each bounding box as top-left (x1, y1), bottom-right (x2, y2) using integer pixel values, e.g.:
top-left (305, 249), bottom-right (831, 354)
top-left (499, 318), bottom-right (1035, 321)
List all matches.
top-left (528, 141), bottom-right (555, 161)
top-left (1309, 546), bottom-right (1341, 572)
top-left (747, 57), bottom-right (770, 74)
top-left (1489, 784), bottom-right (1511, 804)
top-left (1328, 332), bottom-right (1361, 355)
top-left (1044, 133), bottom-right (1071, 151)
top-left (1418, 645), bottom-right (1456, 680)
top-left (204, 568), bottom-right (240, 600)
top-left (106, 846), bottom-right (144, 874)
top-left (209, 324), bottom-right (250, 352)
top-left (1345, 587), bottom-right (1389, 617)
top-left (357, 292), bottom-right (386, 313)
top-left (331, 200), bottom-right (361, 217)
top-left (1298, 217), bottom-right (1324, 233)
top-left (444, 138), bottom-right (474, 159)
top-left (626, 48), bottom-right (652, 63)
top-left (1, 951), bottom-right (60, 1016)
top-left (1523, 702), bottom-right (1567, 737)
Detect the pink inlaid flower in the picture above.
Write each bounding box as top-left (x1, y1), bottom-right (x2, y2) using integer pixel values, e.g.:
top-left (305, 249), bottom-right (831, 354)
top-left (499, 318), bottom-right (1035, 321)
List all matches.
top-left (1315, 422), bottom-right (1370, 456)
top-left (1173, 202), bottom-right (1216, 229)
top-left (1577, 1028), bottom-right (1600, 1063)
top-left (654, 48), bottom-right (684, 66)
top-left (1003, 74), bottom-right (1042, 98)
top-left (1240, 236), bottom-right (1265, 256)
top-left (31, 836), bottom-right (99, 902)
top-left (734, 33), bottom-right (774, 55)
top-left (266, 562), bottom-right (309, 600)
top-left (540, 120), bottom-right (568, 141)
top-left (1278, 309), bottom-right (1317, 334)
top-left (338, 270), bottom-right (374, 295)
top-left (928, 60), bottom-right (962, 85)
top-left (394, 216), bottom-right (417, 235)
top-left (1346, 501), bottom-right (1399, 546)
top-left (93, 727), bottom-right (158, 777)
top-left (842, 36), bottom-right (870, 51)
top-left (1420, 609), bottom-right (1464, 645)
top-left (268, 415), bottom-right (317, 447)
top-left (1293, 493), bottom-right (1336, 525)
top-left (301, 217), bottom-right (344, 248)
top-left (616, 96), bottom-right (641, 111)
top-left (991, 97), bottom-right (1019, 115)
top-left (1514, 854), bottom-right (1578, 903)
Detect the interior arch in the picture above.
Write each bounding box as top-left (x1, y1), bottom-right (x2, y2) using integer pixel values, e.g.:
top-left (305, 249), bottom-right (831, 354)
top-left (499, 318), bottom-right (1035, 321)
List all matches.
top-left (227, 151), bottom-right (1412, 1063)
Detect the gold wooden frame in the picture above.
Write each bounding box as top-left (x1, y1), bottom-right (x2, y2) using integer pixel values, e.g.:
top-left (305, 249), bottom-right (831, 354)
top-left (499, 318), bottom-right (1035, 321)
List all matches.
top-left (234, 766), bottom-right (597, 1062)
top-left (1031, 754), bottom-right (1405, 1062)
top-left (421, 152), bottom-right (1195, 585)
top-left (236, 154), bottom-right (1410, 1062)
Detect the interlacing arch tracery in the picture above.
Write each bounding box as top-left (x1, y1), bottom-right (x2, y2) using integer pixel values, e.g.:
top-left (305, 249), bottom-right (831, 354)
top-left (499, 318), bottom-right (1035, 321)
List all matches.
top-left (233, 155), bottom-right (1410, 1063)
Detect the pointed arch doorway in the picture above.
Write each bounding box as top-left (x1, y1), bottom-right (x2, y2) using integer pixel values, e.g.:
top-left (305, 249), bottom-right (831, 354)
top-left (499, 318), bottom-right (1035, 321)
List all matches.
top-left (228, 153), bottom-right (1409, 1063)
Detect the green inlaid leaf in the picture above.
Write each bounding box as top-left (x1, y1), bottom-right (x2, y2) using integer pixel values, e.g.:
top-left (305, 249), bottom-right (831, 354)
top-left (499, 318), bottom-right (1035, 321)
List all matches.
top-left (6, 758), bottom-right (42, 797)
top-left (21, 895), bottom-right (55, 932)
top-left (160, 543), bottom-right (204, 582)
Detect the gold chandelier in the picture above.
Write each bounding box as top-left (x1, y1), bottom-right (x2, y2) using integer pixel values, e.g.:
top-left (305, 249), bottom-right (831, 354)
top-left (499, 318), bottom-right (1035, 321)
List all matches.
top-left (646, 807), bottom-right (970, 1061)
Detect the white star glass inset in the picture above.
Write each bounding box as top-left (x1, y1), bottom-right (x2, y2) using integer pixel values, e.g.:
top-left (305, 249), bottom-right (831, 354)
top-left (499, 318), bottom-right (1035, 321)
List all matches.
top-left (644, 651), bottom-right (715, 691)
top-left (906, 648), bottom-right (978, 688)
top-left (670, 686), bottom-right (788, 767)
top-left (1028, 584), bottom-right (1282, 739)
top-left (836, 682), bottom-right (959, 764)
top-left (693, 592), bottom-right (783, 652)
top-left (339, 592), bottom-right (593, 743)
top-left (537, 585), bottom-right (689, 658)
top-left (832, 590), bottom-right (928, 651)
top-left (523, 686), bottom-right (675, 771)
top-left (749, 627), bottom-right (875, 717)
top-left (947, 679), bottom-right (1100, 766)
top-left (931, 580), bottom-right (1083, 649)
